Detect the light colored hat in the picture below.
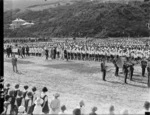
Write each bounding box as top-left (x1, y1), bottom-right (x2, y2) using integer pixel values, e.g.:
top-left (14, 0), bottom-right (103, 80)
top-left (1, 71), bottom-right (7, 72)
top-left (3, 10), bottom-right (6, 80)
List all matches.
top-left (53, 93), bottom-right (60, 97)
top-left (35, 98), bottom-right (43, 105)
top-left (18, 106), bottom-right (25, 112)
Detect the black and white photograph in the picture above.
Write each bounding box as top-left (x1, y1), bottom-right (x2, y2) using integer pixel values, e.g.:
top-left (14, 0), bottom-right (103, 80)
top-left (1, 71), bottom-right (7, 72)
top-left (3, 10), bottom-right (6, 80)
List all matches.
top-left (2, 0), bottom-right (150, 114)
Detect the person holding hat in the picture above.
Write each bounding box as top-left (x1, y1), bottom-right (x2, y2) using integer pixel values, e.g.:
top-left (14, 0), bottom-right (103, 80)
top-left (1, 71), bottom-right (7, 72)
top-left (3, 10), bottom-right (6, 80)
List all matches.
top-left (41, 87), bottom-right (49, 114)
top-left (50, 93), bottom-right (60, 114)
top-left (33, 97), bottom-right (44, 114)
top-left (89, 106), bottom-right (98, 115)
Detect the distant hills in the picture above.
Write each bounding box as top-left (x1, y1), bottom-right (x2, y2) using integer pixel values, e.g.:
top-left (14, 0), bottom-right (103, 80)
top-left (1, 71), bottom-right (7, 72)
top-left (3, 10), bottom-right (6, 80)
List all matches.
top-left (4, 0), bottom-right (150, 38)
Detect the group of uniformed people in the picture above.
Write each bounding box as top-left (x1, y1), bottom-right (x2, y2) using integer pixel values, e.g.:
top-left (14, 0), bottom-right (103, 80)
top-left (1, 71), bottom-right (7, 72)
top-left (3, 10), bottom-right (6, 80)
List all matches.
top-left (4, 38), bottom-right (150, 87)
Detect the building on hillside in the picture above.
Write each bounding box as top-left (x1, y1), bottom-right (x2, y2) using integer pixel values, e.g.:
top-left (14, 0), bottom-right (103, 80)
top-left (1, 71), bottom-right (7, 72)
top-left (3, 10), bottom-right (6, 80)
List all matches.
top-left (9, 18), bottom-right (34, 29)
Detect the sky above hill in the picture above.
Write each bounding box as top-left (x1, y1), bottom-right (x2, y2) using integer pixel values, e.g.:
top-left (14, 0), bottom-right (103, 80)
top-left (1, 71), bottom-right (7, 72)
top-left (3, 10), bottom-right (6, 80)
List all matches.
top-left (4, 0), bottom-right (61, 11)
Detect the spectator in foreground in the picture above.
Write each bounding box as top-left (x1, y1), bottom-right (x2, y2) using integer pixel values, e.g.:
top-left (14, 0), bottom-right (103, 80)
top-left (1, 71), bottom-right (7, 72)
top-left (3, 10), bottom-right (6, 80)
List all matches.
top-left (73, 108), bottom-right (81, 115)
top-left (50, 93), bottom-right (60, 114)
top-left (144, 101), bottom-right (150, 115)
top-left (4, 83), bottom-right (10, 96)
top-left (14, 84), bottom-right (20, 98)
top-left (109, 105), bottom-right (115, 115)
top-left (79, 100), bottom-right (85, 115)
top-left (41, 87), bottom-right (49, 114)
top-left (18, 106), bottom-right (25, 115)
top-left (3, 95), bottom-right (12, 115)
top-left (89, 106), bottom-right (98, 115)
top-left (58, 105), bottom-right (67, 114)
top-left (33, 97), bottom-right (43, 114)
top-left (121, 109), bottom-right (129, 115)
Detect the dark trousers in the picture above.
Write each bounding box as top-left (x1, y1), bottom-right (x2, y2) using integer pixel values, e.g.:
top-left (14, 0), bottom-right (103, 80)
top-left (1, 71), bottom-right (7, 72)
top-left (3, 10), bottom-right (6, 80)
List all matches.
top-left (148, 72), bottom-right (150, 87)
top-left (115, 66), bottom-right (119, 76)
top-left (46, 54), bottom-right (48, 60)
top-left (142, 67), bottom-right (146, 77)
top-left (102, 70), bottom-right (106, 81)
top-left (130, 69), bottom-right (134, 80)
top-left (124, 71), bottom-right (128, 83)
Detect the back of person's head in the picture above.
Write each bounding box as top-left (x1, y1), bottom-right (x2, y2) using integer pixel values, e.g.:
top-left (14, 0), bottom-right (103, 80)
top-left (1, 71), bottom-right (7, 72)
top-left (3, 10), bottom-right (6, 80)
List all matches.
top-left (17, 90), bottom-right (23, 97)
top-left (6, 83), bottom-right (10, 88)
top-left (24, 85), bottom-right (29, 90)
top-left (109, 105), bottom-right (115, 112)
top-left (61, 105), bottom-right (66, 112)
top-left (92, 106), bottom-right (98, 113)
top-left (9, 90), bottom-right (14, 97)
top-left (15, 84), bottom-right (19, 89)
top-left (73, 108), bottom-right (81, 115)
top-left (27, 92), bottom-right (33, 98)
top-left (32, 87), bottom-right (37, 92)
top-left (42, 87), bottom-right (48, 93)
top-left (144, 101), bottom-right (150, 110)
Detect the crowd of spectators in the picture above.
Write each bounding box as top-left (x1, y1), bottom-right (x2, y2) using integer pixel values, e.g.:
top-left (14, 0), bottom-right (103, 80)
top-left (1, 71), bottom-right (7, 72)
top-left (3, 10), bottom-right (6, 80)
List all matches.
top-left (1, 83), bottom-right (150, 115)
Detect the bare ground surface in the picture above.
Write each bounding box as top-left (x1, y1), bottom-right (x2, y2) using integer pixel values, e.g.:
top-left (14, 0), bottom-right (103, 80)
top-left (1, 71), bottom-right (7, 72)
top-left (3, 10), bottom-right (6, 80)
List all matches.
top-left (4, 55), bottom-right (150, 114)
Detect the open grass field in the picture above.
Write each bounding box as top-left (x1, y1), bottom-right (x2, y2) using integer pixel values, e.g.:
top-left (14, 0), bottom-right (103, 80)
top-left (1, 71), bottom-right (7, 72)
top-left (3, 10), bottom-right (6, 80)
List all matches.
top-left (4, 55), bottom-right (150, 114)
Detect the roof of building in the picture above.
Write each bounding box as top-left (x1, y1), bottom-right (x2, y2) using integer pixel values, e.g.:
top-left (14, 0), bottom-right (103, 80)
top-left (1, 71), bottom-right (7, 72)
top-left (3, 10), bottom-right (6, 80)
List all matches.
top-left (12, 18), bottom-right (26, 22)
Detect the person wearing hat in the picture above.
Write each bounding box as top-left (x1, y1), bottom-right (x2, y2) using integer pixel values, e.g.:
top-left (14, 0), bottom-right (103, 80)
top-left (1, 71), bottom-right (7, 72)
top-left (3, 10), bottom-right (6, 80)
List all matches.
top-left (18, 106), bottom-right (25, 115)
top-left (15, 90), bottom-right (23, 108)
top-left (41, 87), bottom-right (49, 114)
top-left (144, 101), bottom-right (150, 115)
top-left (89, 106), bottom-right (98, 115)
top-left (50, 93), bottom-right (60, 114)
top-left (33, 97), bottom-right (44, 114)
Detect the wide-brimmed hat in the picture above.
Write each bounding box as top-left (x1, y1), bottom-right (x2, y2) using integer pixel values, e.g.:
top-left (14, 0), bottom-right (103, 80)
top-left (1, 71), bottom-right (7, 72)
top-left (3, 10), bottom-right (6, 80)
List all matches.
top-left (18, 106), bottom-right (25, 112)
top-left (35, 98), bottom-right (43, 105)
top-left (53, 93), bottom-right (60, 97)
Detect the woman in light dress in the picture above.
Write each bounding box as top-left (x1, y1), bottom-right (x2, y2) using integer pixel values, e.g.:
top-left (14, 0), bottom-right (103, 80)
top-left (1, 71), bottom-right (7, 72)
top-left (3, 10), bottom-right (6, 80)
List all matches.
top-left (33, 97), bottom-right (44, 114)
top-left (50, 93), bottom-right (61, 114)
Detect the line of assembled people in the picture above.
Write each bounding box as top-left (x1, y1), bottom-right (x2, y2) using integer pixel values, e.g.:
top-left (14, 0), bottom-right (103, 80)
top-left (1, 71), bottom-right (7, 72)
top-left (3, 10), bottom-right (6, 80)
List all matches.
top-left (1, 83), bottom-right (150, 115)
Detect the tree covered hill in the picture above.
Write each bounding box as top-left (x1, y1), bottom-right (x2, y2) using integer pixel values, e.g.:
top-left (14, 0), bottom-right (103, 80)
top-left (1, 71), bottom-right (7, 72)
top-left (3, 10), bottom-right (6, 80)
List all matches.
top-left (4, 0), bottom-right (150, 38)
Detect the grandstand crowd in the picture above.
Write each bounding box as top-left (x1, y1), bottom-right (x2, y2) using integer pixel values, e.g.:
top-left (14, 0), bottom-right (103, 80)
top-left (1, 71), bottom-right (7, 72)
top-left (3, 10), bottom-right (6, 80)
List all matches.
top-left (1, 83), bottom-right (150, 115)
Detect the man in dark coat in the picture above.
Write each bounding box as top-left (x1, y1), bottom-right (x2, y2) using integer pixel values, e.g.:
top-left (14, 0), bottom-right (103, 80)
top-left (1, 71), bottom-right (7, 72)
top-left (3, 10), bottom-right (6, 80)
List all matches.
top-left (101, 59), bottom-right (107, 81)
top-left (26, 46), bottom-right (29, 56)
top-left (45, 48), bottom-right (49, 60)
top-left (141, 58), bottom-right (147, 77)
top-left (123, 62), bottom-right (129, 84)
top-left (22, 46), bottom-right (25, 57)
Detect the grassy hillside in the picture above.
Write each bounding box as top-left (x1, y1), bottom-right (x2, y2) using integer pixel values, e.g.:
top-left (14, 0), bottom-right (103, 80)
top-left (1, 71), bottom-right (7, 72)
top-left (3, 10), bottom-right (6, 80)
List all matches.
top-left (4, 0), bottom-right (150, 38)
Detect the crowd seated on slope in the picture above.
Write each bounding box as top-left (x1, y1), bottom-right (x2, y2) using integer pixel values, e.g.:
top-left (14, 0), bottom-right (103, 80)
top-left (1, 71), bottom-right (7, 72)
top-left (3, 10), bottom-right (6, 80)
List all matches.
top-left (1, 83), bottom-right (150, 115)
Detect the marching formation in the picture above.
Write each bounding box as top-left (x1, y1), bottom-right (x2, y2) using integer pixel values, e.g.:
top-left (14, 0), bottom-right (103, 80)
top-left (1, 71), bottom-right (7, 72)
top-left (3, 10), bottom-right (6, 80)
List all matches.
top-left (4, 38), bottom-right (150, 87)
